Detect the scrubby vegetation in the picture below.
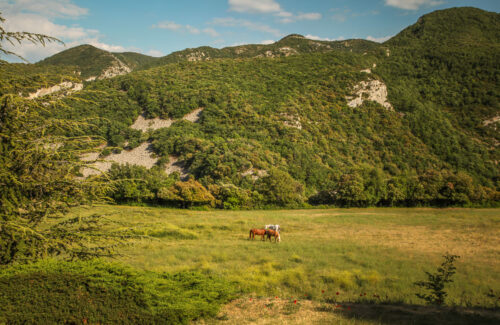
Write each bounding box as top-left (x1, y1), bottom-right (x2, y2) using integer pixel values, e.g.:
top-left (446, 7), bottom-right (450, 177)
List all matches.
top-left (13, 7), bottom-right (495, 209)
top-left (0, 259), bottom-right (235, 324)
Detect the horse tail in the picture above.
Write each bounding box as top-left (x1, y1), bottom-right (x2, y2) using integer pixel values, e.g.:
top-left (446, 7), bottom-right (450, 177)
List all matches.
top-left (249, 229), bottom-right (253, 239)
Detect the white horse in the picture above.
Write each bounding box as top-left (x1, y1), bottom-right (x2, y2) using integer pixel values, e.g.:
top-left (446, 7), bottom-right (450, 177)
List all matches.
top-left (265, 224), bottom-right (280, 233)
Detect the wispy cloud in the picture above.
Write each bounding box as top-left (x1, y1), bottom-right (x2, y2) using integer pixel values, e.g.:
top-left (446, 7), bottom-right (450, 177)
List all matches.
top-left (261, 39), bottom-right (275, 44)
top-left (0, 0), bottom-right (88, 18)
top-left (228, 0), bottom-right (282, 14)
top-left (153, 21), bottom-right (182, 30)
top-left (305, 34), bottom-right (345, 42)
top-left (279, 12), bottom-right (322, 24)
top-left (0, 0), bottom-right (137, 62)
top-left (211, 17), bottom-right (282, 37)
top-left (147, 49), bottom-right (163, 57)
top-left (153, 21), bottom-right (219, 37)
top-left (366, 35), bottom-right (392, 43)
top-left (227, 1), bottom-right (321, 24)
top-left (385, 0), bottom-right (444, 10)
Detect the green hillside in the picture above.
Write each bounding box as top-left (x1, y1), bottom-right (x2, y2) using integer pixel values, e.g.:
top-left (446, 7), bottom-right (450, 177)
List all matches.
top-left (37, 44), bottom-right (156, 79)
top-left (138, 35), bottom-right (379, 70)
top-left (35, 35), bottom-right (379, 77)
top-left (377, 7), bottom-right (500, 184)
top-left (3, 7), bottom-right (499, 208)
top-left (0, 61), bottom-right (80, 96)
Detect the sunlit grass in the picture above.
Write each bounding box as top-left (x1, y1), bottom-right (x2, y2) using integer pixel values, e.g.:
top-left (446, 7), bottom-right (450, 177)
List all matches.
top-left (67, 205), bottom-right (500, 308)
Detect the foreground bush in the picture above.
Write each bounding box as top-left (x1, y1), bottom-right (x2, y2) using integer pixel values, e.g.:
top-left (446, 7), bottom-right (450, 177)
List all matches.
top-left (0, 259), bottom-right (235, 324)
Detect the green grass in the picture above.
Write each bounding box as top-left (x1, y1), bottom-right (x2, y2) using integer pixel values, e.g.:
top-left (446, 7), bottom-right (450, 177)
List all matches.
top-left (66, 205), bottom-right (500, 309)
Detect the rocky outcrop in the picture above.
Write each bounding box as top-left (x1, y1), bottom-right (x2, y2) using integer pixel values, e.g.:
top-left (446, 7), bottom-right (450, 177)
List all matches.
top-left (182, 108), bottom-right (204, 122)
top-left (483, 115), bottom-right (499, 127)
top-left (185, 51), bottom-right (209, 62)
top-left (280, 113), bottom-right (302, 129)
top-left (241, 168), bottom-right (268, 181)
top-left (98, 56), bottom-right (131, 79)
top-left (346, 79), bottom-right (393, 110)
top-left (80, 142), bottom-right (158, 177)
top-left (164, 156), bottom-right (189, 180)
top-left (28, 81), bottom-right (83, 99)
top-left (130, 108), bottom-right (204, 132)
top-left (130, 115), bottom-right (174, 131)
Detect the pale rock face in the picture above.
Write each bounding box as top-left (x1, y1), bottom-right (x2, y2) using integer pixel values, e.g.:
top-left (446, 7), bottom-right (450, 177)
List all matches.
top-left (98, 58), bottom-right (131, 79)
top-left (346, 79), bottom-right (393, 110)
top-left (130, 115), bottom-right (174, 132)
top-left (186, 51), bottom-right (207, 62)
top-left (164, 155), bottom-right (189, 180)
top-left (130, 108), bottom-right (204, 132)
top-left (483, 115), bottom-right (500, 127)
top-left (182, 108), bottom-right (204, 122)
top-left (80, 142), bottom-right (158, 177)
top-left (241, 168), bottom-right (268, 181)
top-left (280, 113), bottom-right (302, 129)
top-left (81, 107), bottom-right (205, 176)
top-left (278, 47), bottom-right (298, 57)
top-left (28, 81), bottom-right (83, 99)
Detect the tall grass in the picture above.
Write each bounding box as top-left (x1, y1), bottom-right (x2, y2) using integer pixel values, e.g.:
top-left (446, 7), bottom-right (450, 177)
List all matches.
top-left (67, 205), bottom-right (500, 308)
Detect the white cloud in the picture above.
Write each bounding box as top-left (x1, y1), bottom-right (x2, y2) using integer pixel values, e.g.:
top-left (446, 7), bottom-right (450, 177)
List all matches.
top-left (0, 2), bottom-right (136, 62)
top-left (153, 21), bottom-right (219, 37)
top-left (87, 39), bottom-right (127, 52)
top-left (385, 0), bottom-right (444, 10)
top-left (147, 49), bottom-right (163, 57)
top-left (2, 38), bottom-right (129, 63)
top-left (186, 25), bottom-right (200, 34)
top-left (366, 35), bottom-right (392, 43)
top-left (278, 12), bottom-right (322, 24)
top-left (211, 17), bottom-right (282, 37)
top-left (228, 0), bottom-right (281, 14)
top-left (332, 13), bottom-right (347, 23)
top-left (305, 34), bottom-right (345, 42)
top-left (296, 13), bottom-right (322, 20)
top-left (212, 39), bottom-right (225, 46)
top-left (0, 0), bottom-right (88, 18)
top-left (203, 28), bottom-right (220, 37)
top-left (261, 39), bottom-right (275, 45)
top-left (275, 11), bottom-right (293, 17)
top-left (153, 21), bottom-right (182, 30)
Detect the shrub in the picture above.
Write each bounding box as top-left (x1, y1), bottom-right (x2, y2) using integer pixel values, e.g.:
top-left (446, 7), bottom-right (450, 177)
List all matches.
top-left (0, 259), bottom-right (236, 324)
top-left (414, 254), bottom-right (460, 305)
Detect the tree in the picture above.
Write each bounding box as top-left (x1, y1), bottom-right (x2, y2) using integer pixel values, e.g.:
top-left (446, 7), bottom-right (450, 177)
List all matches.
top-left (0, 14), bottom-right (105, 264)
top-left (158, 179), bottom-right (214, 208)
top-left (1, 12), bottom-right (62, 62)
top-left (257, 168), bottom-right (304, 207)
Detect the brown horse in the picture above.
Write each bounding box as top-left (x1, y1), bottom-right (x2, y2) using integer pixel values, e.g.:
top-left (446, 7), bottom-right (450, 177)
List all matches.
top-left (266, 229), bottom-right (281, 243)
top-left (249, 228), bottom-right (266, 241)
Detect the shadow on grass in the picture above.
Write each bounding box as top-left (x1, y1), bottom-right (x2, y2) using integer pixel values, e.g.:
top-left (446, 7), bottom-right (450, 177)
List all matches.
top-left (318, 303), bottom-right (500, 325)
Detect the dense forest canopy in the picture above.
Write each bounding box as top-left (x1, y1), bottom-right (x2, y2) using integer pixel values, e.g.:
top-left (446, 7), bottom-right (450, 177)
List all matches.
top-left (1, 7), bottom-right (499, 209)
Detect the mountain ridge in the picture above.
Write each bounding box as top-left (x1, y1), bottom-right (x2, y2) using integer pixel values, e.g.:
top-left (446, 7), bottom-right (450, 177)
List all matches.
top-left (2, 6), bottom-right (498, 207)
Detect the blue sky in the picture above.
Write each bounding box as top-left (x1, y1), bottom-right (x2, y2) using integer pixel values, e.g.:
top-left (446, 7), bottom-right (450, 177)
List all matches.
top-left (1, 0), bottom-right (499, 62)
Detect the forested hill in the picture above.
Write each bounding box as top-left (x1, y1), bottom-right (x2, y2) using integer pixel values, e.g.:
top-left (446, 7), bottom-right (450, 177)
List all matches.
top-left (35, 34), bottom-right (379, 79)
top-left (2, 7), bottom-right (499, 208)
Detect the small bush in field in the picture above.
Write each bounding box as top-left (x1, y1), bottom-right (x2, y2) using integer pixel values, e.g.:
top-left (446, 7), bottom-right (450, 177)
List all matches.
top-left (414, 254), bottom-right (460, 305)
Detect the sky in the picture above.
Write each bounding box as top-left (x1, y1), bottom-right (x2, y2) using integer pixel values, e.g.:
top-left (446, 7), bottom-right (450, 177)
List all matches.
top-left (1, 0), bottom-right (499, 62)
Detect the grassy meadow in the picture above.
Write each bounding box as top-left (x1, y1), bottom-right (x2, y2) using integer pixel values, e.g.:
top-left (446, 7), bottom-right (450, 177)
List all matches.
top-left (66, 205), bottom-right (500, 323)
